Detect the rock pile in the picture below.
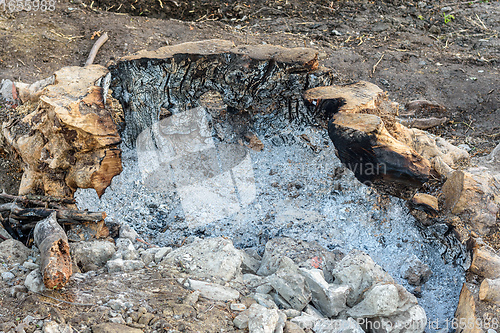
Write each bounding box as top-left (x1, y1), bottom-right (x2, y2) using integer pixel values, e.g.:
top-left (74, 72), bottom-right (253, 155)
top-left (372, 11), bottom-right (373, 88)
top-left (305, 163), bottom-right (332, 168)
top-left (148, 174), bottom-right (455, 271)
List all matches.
top-left (0, 232), bottom-right (432, 333)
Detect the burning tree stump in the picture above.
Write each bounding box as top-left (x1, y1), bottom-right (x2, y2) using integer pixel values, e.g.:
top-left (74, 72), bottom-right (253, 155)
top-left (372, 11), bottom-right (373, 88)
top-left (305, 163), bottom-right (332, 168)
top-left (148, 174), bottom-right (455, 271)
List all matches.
top-left (34, 212), bottom-right (72, 289)
top-left (2, 65), bottom-right (122, 198)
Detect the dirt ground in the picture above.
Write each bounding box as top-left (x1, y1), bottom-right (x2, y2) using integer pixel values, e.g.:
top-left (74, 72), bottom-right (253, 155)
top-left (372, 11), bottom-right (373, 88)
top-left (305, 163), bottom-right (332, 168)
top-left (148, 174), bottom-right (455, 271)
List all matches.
top-left (0, 0), bottom-right (499, 330)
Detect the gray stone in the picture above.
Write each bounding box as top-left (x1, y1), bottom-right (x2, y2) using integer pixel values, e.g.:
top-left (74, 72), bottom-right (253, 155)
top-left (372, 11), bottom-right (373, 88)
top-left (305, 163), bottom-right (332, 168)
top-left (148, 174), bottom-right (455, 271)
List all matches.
top-left (243, 274), bottom-right (267, 289)
top-left (241, 250), bottom-right (262, 274)
top-left (275, 311), bottom-right (287, 333)
top-left (271, 292), bottom-right (292, 309)
top-left (252, 292), bottom-right (278, 309)
top-left (441, 6), bottom-right (452, 12)
top-left (257, 237), bottom-right (342, 283)
top-left (106, 258), bottom-right (145, 273)
top-left (10, 285), bottom-right (27, 298)
top-left (183, 290), bottom-right (200, 306)
top-left (234, 312), bottom-right (250, 329)
top-left (256, 283), bottom-right (274, 294)
top-left (346, 283), bottom-right (417, 318)
top-left (109, 315), bottom-right (126, 324)
top-left (300, 268), bottom-right (349, 317)
top-left (140, 248), bottom-right (160, 265)
top-left (183, 278), bottom-right (240, 301)
top-left (42, 321), bottom-right (73, 333)
top-left (283, 309), bottom-right (302, 319)
top-left (313, 318), bottom-right (364, 333)
top-left (107, 299), bottom-right (125, 311)
top-left (24, 269), bottom-right (45, 292)
top-left (368, 305), bottom-right (427, 333)
top-left (304, 304), bottom-right (324, 319)
top-left (22, 261), bottom-right (39, 270)
top-left (269, 257), bottom-right (311, 311)
top-left (0, 239), bottom-right (30, 265)
top-left (163, 237), bottom-right (243, 282)
top-left (0, 79), bottom-right (14, 102)
top-left (154, 247), bottom-right (172, 263)
top-left (71, 240), bottom-right (116, 272)
top-left (284, 321), bottom-right (306, 333)
top-left (290, 314), bottom-right (318, 330)
top-left (400, 255), bottom-right (432, 286)
top-left (119, 224), bottom-right (139, 242)
top-left (92, 322), bottom-right (143, 333)
top-left (1, 271), bottom-right (15, 281)
top-left (332, 249), bottom-right (393, 307)
top-left (247, 303), bottom-right (280, 333)
top-left (114, 238), bottom-right (139, 260)
top-left (230, 303), bottom-right (247, 311)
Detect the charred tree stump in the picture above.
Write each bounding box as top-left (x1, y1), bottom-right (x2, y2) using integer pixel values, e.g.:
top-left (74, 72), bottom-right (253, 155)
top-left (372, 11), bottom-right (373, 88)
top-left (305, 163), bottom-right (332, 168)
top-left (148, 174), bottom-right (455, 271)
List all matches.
top-left (109, 39), bottom-right (335, 145)
top-left (34, 212), bottom-right (72, 289)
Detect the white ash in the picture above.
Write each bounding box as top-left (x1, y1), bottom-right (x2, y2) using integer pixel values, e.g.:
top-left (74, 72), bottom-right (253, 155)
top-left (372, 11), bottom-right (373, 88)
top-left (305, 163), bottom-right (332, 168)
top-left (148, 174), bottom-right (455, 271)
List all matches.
top-left (75, 108), bottom-right (466, 327)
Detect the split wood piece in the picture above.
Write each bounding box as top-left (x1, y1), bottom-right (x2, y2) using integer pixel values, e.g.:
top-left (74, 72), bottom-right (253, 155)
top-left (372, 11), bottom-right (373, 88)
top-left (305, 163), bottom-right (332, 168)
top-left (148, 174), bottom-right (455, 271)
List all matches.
top-left (392, 124), bottom-right (469, 178)
top-left (34, 212), bottom-right (72, 289)
top-left (403, 100), bottom-right (447, 117)
top-left (15, 75), bottom-right (55, 103)
top-left (328, 112), bottom-right (432, 196)
top-left (442, 171), bottom-right (500, 236)
top-left (411, 193), bottom-right (439, 216)
top-left (398, 116), bottom-right (448, 130)
top-left (2, 65), bottom-right (122, 198)
top-left (303, 81), bottom-right (387, 116)
top-left (110, 39), bottom-right (335, 145)
top-left (479, 278), bottom-right (500, 304)
top-left (454, 283), bottom-right (485, 333)
top-left (469, 246), bottom-right (500, 279)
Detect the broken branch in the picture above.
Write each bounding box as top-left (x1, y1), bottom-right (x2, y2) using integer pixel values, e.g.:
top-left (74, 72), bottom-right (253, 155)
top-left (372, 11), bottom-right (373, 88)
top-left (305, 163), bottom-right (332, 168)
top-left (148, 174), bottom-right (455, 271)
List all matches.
top-left (85, 32), bottom-right (109, 66)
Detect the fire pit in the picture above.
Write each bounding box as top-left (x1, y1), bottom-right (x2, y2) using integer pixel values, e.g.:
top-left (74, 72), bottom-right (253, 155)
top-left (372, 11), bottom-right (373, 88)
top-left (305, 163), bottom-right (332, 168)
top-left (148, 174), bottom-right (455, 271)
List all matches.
top-left (65, 40), bottom-right (469, 325)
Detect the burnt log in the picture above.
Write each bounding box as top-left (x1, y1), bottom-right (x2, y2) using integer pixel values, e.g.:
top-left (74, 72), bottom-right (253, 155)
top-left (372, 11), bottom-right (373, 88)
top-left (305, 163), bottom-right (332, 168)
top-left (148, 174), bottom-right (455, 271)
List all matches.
top-left (327, 112), bottom-right (433, 195)
top-left (2, 65), bottom-right (122, 198)
top-left (109, 39), bottom-right (335, 145)
top-left (34, 212), bottom-right (72, 289)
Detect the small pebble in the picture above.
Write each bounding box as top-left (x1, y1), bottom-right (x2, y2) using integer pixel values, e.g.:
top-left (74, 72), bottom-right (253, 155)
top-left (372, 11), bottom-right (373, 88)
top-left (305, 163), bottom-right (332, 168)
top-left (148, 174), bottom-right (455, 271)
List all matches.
top-left (1, 271), bottom-right (15, 281)
top-left (230, 303), bottom-right (247, 311)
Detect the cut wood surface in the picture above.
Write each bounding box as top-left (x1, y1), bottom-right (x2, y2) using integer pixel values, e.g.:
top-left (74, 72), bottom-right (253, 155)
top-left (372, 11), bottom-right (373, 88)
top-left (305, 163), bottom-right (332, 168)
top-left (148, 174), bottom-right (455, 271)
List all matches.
top-left (34, 212), bottom-right (72, 289)
top-left (303, 81), bottom-right (385, 114)
top-left (479, 278), bottom-right (500, 304)
top-left (470, 246), bottom-right (500, 279)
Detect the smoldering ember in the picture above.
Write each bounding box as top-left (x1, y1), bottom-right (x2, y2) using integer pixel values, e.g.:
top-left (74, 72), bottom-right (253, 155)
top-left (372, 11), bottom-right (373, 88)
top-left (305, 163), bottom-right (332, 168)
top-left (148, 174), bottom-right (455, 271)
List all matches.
top-left (0, 1), bottom-right (499, 333)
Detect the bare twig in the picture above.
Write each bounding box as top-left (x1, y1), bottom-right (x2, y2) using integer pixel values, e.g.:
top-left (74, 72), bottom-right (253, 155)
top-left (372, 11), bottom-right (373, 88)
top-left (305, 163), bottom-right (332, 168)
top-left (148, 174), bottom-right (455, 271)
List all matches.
top-left (85, 32), bottom-right (109, 66)
top-left (440, 0), bottom-right (481, 6)
top-left (33, 292), bottom-right (94, 306)
top-left (372, 54), bottom-right (385, 74)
